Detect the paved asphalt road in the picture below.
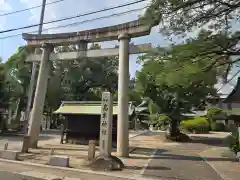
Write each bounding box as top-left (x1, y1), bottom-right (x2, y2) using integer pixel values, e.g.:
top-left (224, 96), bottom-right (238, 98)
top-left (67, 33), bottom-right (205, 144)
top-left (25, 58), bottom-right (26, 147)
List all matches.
top-left (0, 171), bottom-right (44, 180)
top-left (142, 132), bottom-right (225, 180)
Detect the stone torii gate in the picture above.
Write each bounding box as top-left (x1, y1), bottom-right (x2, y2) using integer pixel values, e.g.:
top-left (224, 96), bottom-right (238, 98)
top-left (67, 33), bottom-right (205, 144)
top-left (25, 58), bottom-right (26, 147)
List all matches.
top-left (22, 20), bottom-right (152, 157)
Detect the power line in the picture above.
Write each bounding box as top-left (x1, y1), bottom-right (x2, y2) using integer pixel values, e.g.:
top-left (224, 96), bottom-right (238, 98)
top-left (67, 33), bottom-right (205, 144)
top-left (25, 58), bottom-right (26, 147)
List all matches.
top-left (0, 0), bottom-right (65, 17)
top-left (0, 7), bottom-right (145, 40)
top-left (0, 0), bottom-right (147, 34)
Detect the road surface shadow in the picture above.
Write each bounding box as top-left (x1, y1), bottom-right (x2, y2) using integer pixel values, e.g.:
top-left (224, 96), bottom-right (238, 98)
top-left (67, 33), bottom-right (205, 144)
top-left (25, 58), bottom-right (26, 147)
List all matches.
top-left (189, 136), bottom-right (227, 147)
top-left (130, 153), bottom-right (236, 162)
top-left (131, 147), bottom-right (236, 162)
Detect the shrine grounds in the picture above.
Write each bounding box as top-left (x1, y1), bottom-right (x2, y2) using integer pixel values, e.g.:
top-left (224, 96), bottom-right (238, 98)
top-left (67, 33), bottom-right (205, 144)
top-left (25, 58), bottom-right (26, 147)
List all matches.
top-left (0, 130), bottom-right (239, 180)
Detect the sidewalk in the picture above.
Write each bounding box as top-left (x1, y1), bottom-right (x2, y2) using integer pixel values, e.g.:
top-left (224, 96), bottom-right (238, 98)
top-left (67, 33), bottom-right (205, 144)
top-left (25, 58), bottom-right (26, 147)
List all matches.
top-left (200, 146), bottom-right (240, 180)
top-left (17, 131), bottom-right (157, 174)
top-left (5, 131), bottom-right (236, 180)
top-left (0, 130), bottom-right (165, 180)
top-left (0, 160), bottom-right (132, 180)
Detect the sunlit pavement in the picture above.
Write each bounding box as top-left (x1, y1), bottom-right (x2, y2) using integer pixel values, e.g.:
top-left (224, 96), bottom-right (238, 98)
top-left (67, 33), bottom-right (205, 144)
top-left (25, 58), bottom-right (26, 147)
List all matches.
top-left (0, 170), bottom-right (44, 180)
top-left (0, 130), bottom-right (148, 150)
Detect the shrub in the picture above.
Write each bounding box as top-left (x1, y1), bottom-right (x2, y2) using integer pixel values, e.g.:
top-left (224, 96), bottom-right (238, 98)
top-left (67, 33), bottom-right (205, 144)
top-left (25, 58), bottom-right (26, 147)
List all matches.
top-left (226, 127), bottom-right (240, 154)
top-left (211, 122), bottom-right (227, 132)
top-left (206, 107), bottom-right (226, 122)
top-left (150, 114), bottom-right (171, 129)
top-left (180, 116), bottom-right (209, 133)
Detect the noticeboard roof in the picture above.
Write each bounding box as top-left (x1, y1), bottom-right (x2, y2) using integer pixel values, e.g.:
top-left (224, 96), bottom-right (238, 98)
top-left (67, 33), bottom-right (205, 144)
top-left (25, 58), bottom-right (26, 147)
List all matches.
top-left (54, 101), bottom-right (134, 115)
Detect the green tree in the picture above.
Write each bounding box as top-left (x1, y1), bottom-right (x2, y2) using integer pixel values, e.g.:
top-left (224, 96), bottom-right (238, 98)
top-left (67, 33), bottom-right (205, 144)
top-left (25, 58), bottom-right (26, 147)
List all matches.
top-left (144, 0), bottom-right (240, 36)
top-left (0, 61), bottom-right (8, 108)
top-left (129, 78), bottom-right (142, 105)
top-left (50, 43), bottom-right (119, 104)
top-left (143, 0), bottom-right (240, 81)
top-left (3, 47), bottom-right (32, 121)
top-left (136, 43), bottom-right (218, 137)
top-left (207, 107), bottom-right (225, 121)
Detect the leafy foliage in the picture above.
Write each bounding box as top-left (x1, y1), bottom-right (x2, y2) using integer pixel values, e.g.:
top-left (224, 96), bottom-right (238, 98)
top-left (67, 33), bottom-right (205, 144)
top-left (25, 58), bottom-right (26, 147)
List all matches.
top-left (144, 0), bottom-right (240, 36)
top-left (143, 0), bottom-right (240, 82)
top-left (0, 63), bottom-right (8, 108)
top-left (2, 47), bottom-right (31, 110)
top-left (136, 43), bottom-right (218, 115)
top-left (54, 43), bottom-right (118, 103)
top-left (135, 39), bottom-right (219, 136)
top-left (180, 116), bottom-right (209, 133)
top-left (150, 114), bottom-right (171, 129)
top-left (206, 107), bottom-right (226, 122)
top-left (227, 126), bottom-right (240, 154)
top-left (211, 122), bottom-right (228, 132)
top-left (0, 43), bottom-right (120, 125)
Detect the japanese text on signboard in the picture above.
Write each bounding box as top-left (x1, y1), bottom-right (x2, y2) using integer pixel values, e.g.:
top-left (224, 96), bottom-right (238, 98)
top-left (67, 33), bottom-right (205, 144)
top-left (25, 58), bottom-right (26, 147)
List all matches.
top-left (101, 96), bottom-right (109, 136)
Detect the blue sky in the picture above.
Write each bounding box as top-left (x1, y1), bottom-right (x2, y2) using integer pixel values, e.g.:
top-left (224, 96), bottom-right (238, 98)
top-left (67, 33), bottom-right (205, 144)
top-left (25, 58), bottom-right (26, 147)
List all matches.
top-left (0, 0), bottom-right (238, 95)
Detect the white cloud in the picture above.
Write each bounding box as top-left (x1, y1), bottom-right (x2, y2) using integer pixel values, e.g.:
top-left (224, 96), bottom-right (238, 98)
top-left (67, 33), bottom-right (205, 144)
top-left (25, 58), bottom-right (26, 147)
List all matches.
top-left (19, 0), bottom-right (154, 77)
top-left (0, 0), bottom-right (12, 30)
top-left (0, 0), bottom-right (12, 11)
top-left (19, 0), bottom-right (149, 34)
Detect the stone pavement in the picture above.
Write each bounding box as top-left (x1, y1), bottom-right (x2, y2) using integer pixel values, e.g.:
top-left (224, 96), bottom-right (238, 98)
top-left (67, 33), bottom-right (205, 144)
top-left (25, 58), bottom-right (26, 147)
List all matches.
top-left (0, 130), bottom-right (165, 180)
top-left (141, 132), bottom-right (239, 180)
top-left (0, 130), bottom-right (147, 153)
top-left (17, 130), bottom-right (161, 174)
top-left (143, 143), bottom-right (223, 180)
top-left (0, 160), bottom-right (132, 180)
top-left (0, 170), bottom-right (45, 180)
top-left (0, 130), bottom-right (163, 180)
top-left (200, 146), bottom-right (240, 180)
top-left (1, 131), bottom-right (239, 180)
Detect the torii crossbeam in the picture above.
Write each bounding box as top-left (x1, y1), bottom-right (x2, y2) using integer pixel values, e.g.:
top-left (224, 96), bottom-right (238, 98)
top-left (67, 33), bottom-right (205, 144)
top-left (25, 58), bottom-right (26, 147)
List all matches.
top-left (26, 43), bottom-right (152, 62)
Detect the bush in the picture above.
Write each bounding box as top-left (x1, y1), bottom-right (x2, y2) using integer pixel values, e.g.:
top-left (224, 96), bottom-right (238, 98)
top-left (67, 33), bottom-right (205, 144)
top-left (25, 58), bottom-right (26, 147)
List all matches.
top-left (226, 127), bottom-right (240, 154)
top-left (211, 122), bottom-right (227, 132)
top-left (150, 114), bottom-right (171, 130)
top-left (180, 116), bottom-right (209, 133)
top-left (206, 107), bottom-right (226, 122)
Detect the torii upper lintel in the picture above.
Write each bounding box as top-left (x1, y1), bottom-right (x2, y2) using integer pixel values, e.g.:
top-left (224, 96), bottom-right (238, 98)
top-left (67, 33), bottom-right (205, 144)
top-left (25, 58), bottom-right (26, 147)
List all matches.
top-left (22, 20), bottom-right (152, 47)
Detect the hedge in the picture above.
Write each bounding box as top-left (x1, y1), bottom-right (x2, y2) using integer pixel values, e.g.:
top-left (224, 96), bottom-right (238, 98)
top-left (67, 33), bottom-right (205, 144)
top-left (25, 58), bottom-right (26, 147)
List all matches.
top-left (180, 116), bottom-right (209, 133)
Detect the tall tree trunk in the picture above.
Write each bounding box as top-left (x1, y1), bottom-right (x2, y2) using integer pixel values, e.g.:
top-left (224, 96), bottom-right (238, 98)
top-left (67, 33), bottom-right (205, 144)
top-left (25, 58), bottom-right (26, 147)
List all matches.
top-left (170, 118), bottom-right (179, 137)
top-left (169, 92), bottom-right (180, 137)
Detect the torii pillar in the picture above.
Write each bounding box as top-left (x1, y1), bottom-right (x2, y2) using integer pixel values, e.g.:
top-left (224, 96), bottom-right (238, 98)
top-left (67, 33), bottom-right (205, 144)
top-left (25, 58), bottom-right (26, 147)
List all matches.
top-left (117, 33), bottom-right (130, 157)
top-left (28, 43), bottom-right (53, 148)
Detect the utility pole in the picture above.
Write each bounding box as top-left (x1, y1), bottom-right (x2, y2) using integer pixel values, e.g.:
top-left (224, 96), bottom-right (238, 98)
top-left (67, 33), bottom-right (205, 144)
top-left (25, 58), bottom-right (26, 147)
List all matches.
top-left (24, 0), bottom-right (47, 133)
